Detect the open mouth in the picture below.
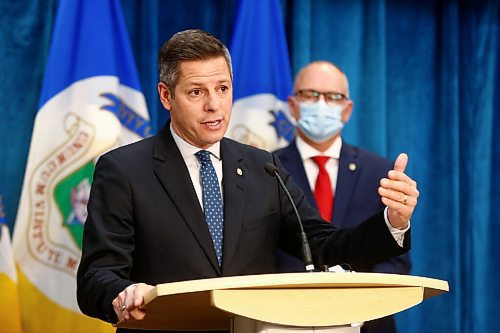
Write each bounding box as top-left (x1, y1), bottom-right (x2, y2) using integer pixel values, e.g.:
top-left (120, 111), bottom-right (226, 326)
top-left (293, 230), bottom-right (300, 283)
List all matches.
top-left (203, 120), bottom-right (222, 128)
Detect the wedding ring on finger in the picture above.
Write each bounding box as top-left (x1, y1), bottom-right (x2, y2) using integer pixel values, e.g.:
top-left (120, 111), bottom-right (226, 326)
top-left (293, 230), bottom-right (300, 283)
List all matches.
top-left (120, 304), bottom-right (126, 312)
top-left (402, 194), bottom-right (408, 205)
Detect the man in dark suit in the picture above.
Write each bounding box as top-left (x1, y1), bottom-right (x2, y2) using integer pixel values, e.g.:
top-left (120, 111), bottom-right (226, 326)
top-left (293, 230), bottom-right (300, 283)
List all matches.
top-left (76, 30), bottom-right (419, 332)
top-left (274, 61), bottom-right (411, 333)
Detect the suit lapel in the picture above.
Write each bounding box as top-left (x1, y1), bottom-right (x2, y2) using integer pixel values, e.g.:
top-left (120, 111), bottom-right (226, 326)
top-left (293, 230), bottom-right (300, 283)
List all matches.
top-left (333, 143), bottom-right (360, 227)
top-left (219, 138), bottom-right (247, 272)
top-left (152, 126), bottom-right (220, 272)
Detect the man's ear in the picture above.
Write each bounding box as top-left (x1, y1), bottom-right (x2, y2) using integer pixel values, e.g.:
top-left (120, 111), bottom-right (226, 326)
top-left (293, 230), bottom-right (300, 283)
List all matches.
top-left (342, 100), bottom-right (354, 123)
top-left (288, 96), bottom-right (300, 121)
top-left (158, 82), bottom-right (173, 110)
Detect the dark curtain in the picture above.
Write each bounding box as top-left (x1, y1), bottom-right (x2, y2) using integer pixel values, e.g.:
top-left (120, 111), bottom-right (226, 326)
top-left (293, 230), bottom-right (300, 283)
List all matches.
top-left (0, 0), bottom-right (498, 332)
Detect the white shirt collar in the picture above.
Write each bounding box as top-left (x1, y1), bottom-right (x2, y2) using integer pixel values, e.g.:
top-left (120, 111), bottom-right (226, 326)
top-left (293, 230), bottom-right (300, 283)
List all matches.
top-left (295, 135), bottom-right (342, 161)
top-left (170, 123), bottom-right (221, 160)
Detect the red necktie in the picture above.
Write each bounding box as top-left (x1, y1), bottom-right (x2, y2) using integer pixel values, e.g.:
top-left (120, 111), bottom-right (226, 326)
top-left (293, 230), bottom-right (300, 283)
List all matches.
top-left (311, 156), bottom-right (334, 222)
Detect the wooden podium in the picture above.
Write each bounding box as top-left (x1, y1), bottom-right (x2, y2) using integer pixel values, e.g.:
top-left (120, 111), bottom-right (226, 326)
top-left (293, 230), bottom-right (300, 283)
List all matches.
top-left (117, 272), bottom-right (448, 331)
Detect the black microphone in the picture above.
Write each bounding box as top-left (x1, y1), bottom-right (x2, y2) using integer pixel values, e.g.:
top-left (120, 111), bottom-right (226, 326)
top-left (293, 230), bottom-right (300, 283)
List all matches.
top-left (264, 163), bottom-right (315, 272)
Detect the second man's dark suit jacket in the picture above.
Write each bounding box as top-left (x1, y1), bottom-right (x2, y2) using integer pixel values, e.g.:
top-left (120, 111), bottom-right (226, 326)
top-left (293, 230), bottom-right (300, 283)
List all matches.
top-left (77, 124), bottom-right (410, 332)
top-left (274, 140), bottom-right (412, 333)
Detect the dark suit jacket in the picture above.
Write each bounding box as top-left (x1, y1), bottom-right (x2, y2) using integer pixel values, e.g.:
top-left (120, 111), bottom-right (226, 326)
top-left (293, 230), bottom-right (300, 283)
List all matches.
top-left (77, 125), bottom-right (410, 332)
top-left (274, 140), bottom-right (412, 333)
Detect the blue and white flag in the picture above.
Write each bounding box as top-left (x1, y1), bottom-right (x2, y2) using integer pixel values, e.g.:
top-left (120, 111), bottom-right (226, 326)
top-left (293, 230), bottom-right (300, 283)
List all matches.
top-left (227, 0), bottom-right (295, 151)
top-left (13, 1), bottom-right (149, 332)
top-left (0, 195), bottom-right (23, 333)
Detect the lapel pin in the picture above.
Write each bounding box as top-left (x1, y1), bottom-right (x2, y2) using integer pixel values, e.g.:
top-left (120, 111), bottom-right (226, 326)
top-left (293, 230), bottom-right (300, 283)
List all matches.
top-left (348, 162), bottom-right (357, 172)
top-left (236, 168), bottom-right (243, 176)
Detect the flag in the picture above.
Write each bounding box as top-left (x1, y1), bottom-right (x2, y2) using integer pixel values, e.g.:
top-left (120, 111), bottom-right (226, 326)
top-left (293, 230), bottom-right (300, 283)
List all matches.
top-left (12, 1), bottom-right (150, 332)
top-left (226, 0), bottom-right (295, 151)
top-left (0, 196), bottom-right (23, 333)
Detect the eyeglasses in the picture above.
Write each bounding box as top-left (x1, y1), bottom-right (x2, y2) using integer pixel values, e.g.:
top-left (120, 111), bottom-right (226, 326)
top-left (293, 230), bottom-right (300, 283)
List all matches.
top-left (294, 90), bottom-right (349, 104)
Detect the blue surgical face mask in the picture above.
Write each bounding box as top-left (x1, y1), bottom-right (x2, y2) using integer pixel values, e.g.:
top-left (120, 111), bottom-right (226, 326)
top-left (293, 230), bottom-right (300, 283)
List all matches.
top-left (297, 100), bottom-right (344, 143)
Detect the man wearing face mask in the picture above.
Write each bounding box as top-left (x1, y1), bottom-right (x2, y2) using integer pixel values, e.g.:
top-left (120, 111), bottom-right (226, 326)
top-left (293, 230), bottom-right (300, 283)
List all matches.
top-left (274, 61), bottom-right (411, 333)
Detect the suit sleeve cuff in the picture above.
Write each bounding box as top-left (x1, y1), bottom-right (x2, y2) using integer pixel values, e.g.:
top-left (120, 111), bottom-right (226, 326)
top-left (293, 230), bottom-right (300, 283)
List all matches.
top-left (384, 207), bottom-right (410, 247)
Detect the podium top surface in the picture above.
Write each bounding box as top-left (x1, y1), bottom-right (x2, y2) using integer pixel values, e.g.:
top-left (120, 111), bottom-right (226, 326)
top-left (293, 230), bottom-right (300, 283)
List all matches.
top-left (145, 272), bottom-right (449, 303)
top-left (118, 272), bottom-right (448, 330)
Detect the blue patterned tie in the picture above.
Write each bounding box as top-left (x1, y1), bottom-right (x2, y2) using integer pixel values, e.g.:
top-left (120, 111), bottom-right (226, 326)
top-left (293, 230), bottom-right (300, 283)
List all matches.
top-left (195, 150), bottom-right (224, 265)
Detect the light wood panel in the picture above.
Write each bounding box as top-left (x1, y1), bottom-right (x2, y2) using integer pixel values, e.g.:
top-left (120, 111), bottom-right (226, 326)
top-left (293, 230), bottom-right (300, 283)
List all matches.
top-left (117, 272), bottom-right (449, 330)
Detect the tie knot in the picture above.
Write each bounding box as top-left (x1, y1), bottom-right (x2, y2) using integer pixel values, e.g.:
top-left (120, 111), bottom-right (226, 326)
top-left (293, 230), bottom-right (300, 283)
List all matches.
top-left (312, 156), bottom-right (330, 168)
top-left (195, 150), bottom-right (212, 164)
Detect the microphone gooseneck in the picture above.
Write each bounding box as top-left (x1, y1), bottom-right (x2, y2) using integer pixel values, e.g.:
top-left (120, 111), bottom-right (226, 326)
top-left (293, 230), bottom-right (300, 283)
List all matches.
top-left (264, 163), bottom-right (315, 272)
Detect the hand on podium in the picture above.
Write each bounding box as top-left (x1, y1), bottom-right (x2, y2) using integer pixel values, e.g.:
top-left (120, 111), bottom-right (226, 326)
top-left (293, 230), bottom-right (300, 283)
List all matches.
top-left (112, 283), bottom-right (154, 322)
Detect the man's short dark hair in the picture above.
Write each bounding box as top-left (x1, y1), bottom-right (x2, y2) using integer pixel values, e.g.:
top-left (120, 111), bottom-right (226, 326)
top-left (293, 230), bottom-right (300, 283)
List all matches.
top-left (158, 29), bottom-right (233, 95)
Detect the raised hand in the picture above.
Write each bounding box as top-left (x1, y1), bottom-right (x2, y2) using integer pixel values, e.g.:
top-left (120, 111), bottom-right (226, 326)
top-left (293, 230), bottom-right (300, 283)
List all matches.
top-left (378, 153), bottom-right (419, 229)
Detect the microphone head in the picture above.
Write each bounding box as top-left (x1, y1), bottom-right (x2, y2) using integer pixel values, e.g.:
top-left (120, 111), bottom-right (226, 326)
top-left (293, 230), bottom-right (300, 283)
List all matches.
top-left (264, 163), bottom-right (279, 177)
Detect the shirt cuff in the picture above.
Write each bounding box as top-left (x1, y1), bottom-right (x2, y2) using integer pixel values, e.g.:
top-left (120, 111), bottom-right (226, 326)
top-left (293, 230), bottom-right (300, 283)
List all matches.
top-left (384, 207), bottom-right (410, 247)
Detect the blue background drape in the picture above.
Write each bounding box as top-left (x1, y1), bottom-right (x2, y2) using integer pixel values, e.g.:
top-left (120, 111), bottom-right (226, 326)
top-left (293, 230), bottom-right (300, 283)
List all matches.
top-left (0, 0), bottom-right (498, 332)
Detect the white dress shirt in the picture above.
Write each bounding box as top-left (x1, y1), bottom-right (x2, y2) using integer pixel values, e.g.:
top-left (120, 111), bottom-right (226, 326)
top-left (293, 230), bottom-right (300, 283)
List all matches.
top-left (170, 124), bottom-right (223, 209)
top-left (295, 135), bottom-right (341, 193)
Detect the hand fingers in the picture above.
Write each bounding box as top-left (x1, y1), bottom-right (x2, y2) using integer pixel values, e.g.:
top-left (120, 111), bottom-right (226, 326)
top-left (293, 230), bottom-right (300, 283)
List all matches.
top-left (387, 154), bottom-right (416, 188)
top-left (127, 282), bottom-right (154, 320)
top-left (381, 196), bottom-right (414, 214)
top-left (112, 283), bottom-right (155, 322)
top-left (386, 169), bottom-right (415, 190)
top-left (393, 153), bottom-right (408, 173)
top-left (129, 308), bottom-right (147, 320)
top-left (380, 153), bottom-right (419, 230)
top-left (133, 283), bottom-right (155, 307)
top-left (380, 178), bottom-right (419, 199)
top-left (113, 284), bottom-right (139, 321)
top-left (378, 186), bottom-right (418, 207)
top-left (379, 166), bottom-right (419, 230)
top-left (112, 298), bottom-right (125, 321)
top-left (124, 285), bottom-right (140, 310)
